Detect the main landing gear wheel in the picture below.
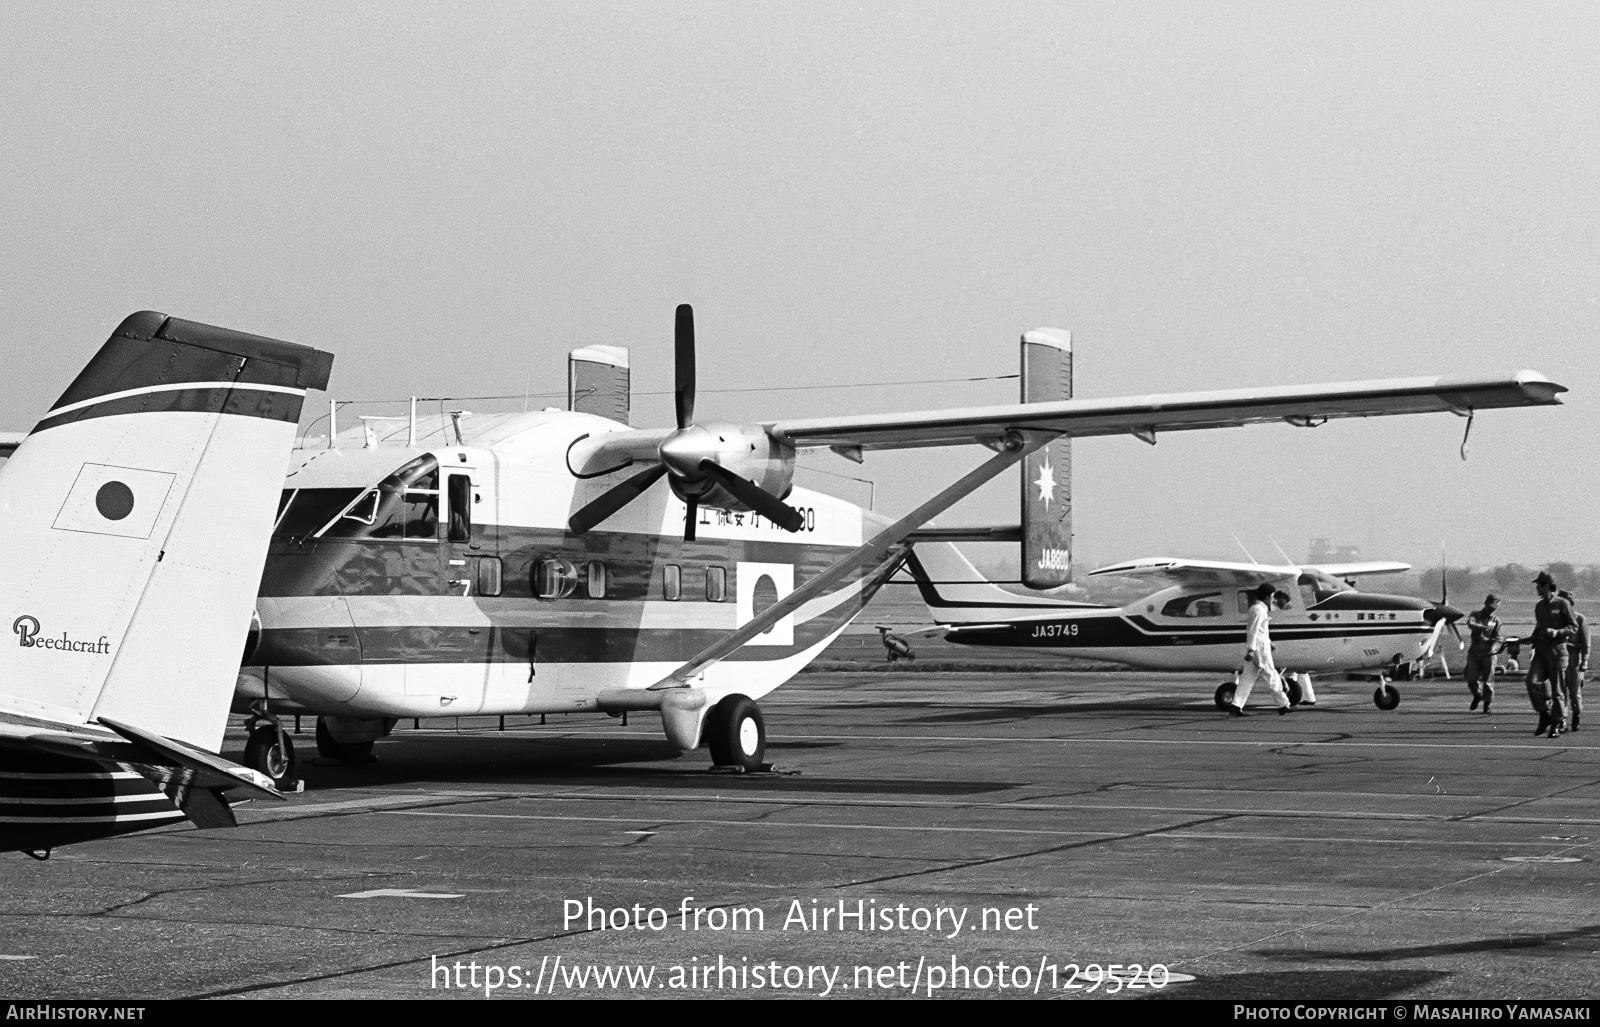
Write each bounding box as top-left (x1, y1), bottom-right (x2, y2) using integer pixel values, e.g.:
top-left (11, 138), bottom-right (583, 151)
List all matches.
top-left (1373, 684), bottom-right (1401, 711)
top-left (1214, 683), bottom-right (1237, 711)
top-left (316, 717), bottom-right (375, 765)
top-left (1285, 675), bottom-right (1304, 707)
top-left (706, 694), bottom-right (766, 771)
top-left (244, 726), bottom-right (296, 789)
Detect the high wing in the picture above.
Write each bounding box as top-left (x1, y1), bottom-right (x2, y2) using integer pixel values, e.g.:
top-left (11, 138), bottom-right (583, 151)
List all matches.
top-left (764, 371), bottom-right (1562, 452)
top-left (1089, 557), bottom-right (1301, 586)
top-left (1308, 561), bottom-right (1411, 578)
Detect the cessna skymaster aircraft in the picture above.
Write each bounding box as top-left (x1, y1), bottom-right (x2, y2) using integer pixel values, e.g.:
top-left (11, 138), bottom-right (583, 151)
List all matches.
top-left (234, 307), bottom-right (1563, 785)
top-left (907, 543), bottom-right (1465, 710)
top-left (0, 312), bottom-right (333, 858)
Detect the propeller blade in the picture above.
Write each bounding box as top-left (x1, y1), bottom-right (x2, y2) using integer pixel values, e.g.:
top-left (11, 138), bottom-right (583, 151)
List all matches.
top-left (1421, 619), bottom-right (1446, 658)
top-left (675, 304), bottom-right (696, 430)
top-left (699, 460), bottom-right (805, 532)
top-left (568, 464), bottom-right (668, 535)
top-left (684, 494), bottom-right (698, 542)
top-left (1448, 620), bottom-right (1465, 648)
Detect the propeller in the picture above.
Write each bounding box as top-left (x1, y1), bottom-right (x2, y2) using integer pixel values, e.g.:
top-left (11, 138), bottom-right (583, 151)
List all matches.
top-left (568, 304), bottom-right (805, 540)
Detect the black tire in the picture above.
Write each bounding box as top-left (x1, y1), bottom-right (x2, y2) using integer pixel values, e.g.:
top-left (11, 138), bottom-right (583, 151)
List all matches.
top-left (1373, 684), bottom-right (1401, 711)
top-left (1285, 675), bottom-right (1303, 707)
top-left (316, 717), bottom-right (375, 764)
top-left (1214, 682), bottom-right (1236, 711)
top-left (244, 726), bottom-right (296, 788)
top-left (706, 694), bottom-right (766, 771)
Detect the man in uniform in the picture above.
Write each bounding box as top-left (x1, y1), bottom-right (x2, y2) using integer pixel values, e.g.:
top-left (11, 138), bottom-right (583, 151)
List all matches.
top-left (1465, 593), bottom-right (1502, 712)
top-left (1527, 571), bottom-right (1577, 737)
top-left (1232, 583), bottom-right (1292, 717)
top-left (1560, 589), bottom-right (1588, 731)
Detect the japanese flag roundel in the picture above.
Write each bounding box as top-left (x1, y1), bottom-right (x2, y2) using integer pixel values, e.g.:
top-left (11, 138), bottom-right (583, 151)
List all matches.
top-left (51, 463), bottom-right (176, 540)
top-left (735, 562), bottom-right (794, 646)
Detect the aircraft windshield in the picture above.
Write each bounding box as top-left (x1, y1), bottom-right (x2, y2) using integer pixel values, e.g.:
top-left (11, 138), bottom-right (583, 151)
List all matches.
top-left (318, 455), bottom-right (442, 541)
top-left (1298, 570), bottom-right (1353, 606)
top-left (273, 488), bottom-right (364, 540)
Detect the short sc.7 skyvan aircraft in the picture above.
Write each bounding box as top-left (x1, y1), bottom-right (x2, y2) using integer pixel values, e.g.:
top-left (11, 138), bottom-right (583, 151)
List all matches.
top-left (231, 306), bottom-right (1563, 785)
top-left (907, 543), bottom-right (1465, 711)
top-left (0, 312), bottom-right (333, 859)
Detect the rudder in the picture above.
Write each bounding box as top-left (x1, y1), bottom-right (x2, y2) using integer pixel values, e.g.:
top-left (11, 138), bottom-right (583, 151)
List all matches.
top-left (1020, 328), bottom-right (1072, 588)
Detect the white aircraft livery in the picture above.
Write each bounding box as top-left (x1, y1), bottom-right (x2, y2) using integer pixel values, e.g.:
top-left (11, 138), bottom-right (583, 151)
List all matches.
top-left (0, 311), bottom-right (333, 859)
top-left (230, 305), bottom-right (1564, 784)
top-left (908, 543), bottom-right (1464, 710)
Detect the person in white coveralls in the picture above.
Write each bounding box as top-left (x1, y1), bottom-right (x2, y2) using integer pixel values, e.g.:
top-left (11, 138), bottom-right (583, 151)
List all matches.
top-left (1231, 583), bottom-right (1293, 717)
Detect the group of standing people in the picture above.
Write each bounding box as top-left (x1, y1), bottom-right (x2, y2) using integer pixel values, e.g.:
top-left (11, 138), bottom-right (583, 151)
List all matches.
top-left (1226, 572), bottom-right (1589, 733)
top-left (1463, 570), bottom-right (1588, 736)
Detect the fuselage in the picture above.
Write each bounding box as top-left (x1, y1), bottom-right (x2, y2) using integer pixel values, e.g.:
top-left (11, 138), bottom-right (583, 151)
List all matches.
top-left (944, 583), bottom-right (1444, 674)
top-left (239, 410), bottom-right (893, 719)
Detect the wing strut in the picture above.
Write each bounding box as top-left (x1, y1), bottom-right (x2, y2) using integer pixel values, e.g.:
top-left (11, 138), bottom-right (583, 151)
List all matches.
top-left (647, 429), bottom-right (1050, 690)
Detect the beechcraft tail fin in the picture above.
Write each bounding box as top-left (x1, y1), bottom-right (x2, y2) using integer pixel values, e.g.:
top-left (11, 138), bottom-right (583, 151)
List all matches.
top-left (0, 312), bottom-right (333, 752)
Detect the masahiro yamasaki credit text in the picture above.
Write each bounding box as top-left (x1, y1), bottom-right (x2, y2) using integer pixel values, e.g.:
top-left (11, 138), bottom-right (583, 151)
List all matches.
top-left (564, 896), bottom-right (1040, 939)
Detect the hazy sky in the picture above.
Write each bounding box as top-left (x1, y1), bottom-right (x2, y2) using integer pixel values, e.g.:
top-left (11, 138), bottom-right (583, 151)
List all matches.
top-left (2, 2), bottom-right (1594, 569)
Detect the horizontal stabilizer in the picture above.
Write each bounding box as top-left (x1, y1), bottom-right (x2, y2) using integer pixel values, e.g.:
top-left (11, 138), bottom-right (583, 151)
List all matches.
top-left (98, 717), bottom-right (283, 802)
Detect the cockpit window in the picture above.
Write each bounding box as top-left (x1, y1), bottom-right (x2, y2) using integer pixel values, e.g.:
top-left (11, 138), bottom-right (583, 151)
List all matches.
top-left (317, 455), bottom-right (442, 541)
top-left (273, 487), bottom-right (364, 540)
top-left (1162, 592), bottom-right (1224, 618)
top-left (1298, 571), bottom-right (1353, 607)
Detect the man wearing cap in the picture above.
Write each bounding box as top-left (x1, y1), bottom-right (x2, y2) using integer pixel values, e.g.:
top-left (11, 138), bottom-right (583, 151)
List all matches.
top-left (1231, 582), bottom-right (1292, 717)
top-left (1528, 571), bottom-right (1578, 736)
top-left (1560, 589), bottom-right (1588, 731)
top-left (1465, 593), bottom-right (1502, 713)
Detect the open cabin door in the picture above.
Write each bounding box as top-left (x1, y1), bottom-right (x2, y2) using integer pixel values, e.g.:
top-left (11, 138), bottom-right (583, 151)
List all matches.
top-left (403, 454), bottom-right (499, 713)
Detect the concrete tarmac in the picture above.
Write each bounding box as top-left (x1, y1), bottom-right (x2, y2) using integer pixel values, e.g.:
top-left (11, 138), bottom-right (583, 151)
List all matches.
top-left (3, 670), bottom-right (1597, 1000)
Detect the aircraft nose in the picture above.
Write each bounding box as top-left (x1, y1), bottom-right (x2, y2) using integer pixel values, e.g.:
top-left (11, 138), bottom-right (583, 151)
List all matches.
top-left (1424, 604), bottom-right (1466, 624)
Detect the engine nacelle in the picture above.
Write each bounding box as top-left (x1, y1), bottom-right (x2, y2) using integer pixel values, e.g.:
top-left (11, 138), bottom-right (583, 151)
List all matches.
top-left (660, 421), bottom-right (795, 512)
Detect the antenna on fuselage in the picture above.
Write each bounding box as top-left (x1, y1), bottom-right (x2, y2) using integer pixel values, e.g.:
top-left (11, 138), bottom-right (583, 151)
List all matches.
top-left (1231, 534), bottom-right (1259, 564)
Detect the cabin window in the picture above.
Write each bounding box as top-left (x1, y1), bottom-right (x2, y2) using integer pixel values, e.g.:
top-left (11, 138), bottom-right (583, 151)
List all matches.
top-left (447, 474), bottom-right (472, 542)
top-left (664, 565), bottom-right (681, 601)
top-left (586, 561), bottom-right (608, 599)
top-left (1162, 592), bottom-right (1224, 618)
top-left (706, 566), bottom-right (727, 602)
top-left (534, 558), bottom-right (578, 599)
top-left (1237, 591), bottom-right (1253, 615)
top-left (476, 556), bottom-right (503, 597)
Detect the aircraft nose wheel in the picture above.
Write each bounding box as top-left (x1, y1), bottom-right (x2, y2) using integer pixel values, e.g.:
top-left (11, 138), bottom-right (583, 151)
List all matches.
top-left (1214, 682), bottom-right (1237, 711)
top-left (244, 725), bottom-right (297, 789)
top-left (706, 694), bottom-right (767, 771)
top-left (1373, 684), bottom-right (1401, 711)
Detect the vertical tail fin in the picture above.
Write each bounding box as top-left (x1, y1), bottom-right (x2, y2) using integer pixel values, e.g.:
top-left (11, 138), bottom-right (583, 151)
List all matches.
top-left (0, 312), bottom-right (332, 751)
top-left (569, 345), bottom-right (631, 423)
top-left (907, 542), bottom-right (1087, 625)
top-left (1020, 328), bottom-right (1072, 588)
